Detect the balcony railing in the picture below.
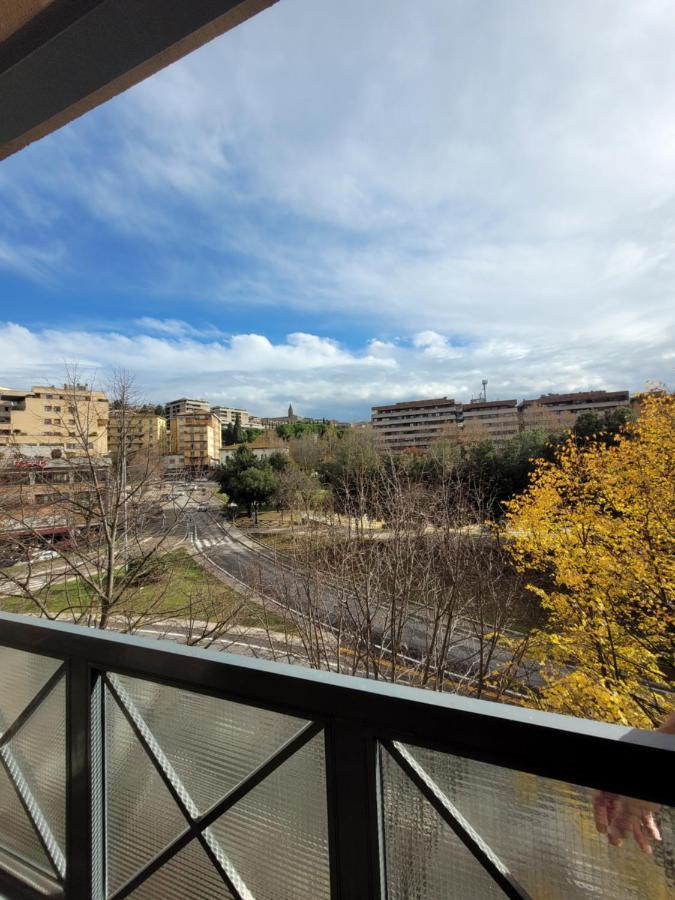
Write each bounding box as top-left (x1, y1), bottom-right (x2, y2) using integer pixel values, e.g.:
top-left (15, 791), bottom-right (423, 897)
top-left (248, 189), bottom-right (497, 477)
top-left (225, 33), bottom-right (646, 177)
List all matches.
top-left (0, 612), bottom-right (672, 899)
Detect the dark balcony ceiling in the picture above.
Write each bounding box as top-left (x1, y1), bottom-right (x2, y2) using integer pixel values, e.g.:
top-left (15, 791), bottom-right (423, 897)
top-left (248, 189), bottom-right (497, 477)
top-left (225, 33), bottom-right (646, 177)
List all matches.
top-left (0, 0), bottom-right (278, 161)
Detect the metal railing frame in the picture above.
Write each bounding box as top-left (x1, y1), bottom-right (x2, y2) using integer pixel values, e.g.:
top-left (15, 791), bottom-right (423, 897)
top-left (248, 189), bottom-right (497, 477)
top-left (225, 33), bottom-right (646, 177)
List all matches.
top-left (0, 612), bottom-right (672, 899)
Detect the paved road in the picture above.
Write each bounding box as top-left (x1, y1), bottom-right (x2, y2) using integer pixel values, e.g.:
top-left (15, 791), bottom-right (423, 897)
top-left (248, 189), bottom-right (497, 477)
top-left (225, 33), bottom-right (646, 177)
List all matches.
top-left (187, 510), bottom-right (536, 689)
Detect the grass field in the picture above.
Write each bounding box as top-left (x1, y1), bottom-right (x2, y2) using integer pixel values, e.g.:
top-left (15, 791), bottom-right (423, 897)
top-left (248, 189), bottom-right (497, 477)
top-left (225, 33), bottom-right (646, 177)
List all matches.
top-left (1, 548), bottom-right (292, 632)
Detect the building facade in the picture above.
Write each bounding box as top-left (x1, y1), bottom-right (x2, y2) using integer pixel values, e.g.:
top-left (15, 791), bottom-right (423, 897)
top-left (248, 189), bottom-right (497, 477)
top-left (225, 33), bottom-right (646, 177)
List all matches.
top-left (0, 453), bottom-right (111, 543)
top-left (210, 406), bottom-right (268, 429)
top-left (0, 384), bottom-right (108, 455)
top-left (220, 445), bottom-right (290, 463)
top-left (459, 400), bottom-right (520, 443)
top-left (371, 398), bottom-right (460, 449)
top-left (164, 398), bottom-right (210, 420)
top-left (170, 412), bottom-right (222, 471)
top-left (211, 406), bottom-right (250, 426)
top-left (519, 390), bottom-right (631, 431)
top-left (108, 412), bottom-right (167, 459)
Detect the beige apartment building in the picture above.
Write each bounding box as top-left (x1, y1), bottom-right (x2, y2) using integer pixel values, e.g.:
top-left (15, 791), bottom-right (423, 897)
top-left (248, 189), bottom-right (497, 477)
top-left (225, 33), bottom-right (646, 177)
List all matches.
top-left (108, 411), bottom-right (167, 459)
top-left (459, 399), bottom-right (520, 443)
top-left (170, 412), bottom-right (222, 471)
top-left (519, 390), bottom-right (631, 431)
top-left (165, 397), bottom-right (210, 419)
top-left (210, 406), bottom-right (258, 427)
top-left (0, 384), bottom-right (109, 455)
top-left (371, 398), bottom-right (460, 449)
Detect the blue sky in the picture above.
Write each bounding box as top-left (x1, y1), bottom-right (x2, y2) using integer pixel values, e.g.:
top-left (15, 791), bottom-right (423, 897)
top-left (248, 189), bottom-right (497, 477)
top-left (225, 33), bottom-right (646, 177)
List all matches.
top-left (1, 0), bottom-right (673, 419)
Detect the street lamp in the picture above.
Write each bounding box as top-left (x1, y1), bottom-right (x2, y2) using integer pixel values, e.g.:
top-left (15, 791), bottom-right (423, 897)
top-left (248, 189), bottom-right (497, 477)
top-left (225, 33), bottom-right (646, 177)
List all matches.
top-left (227, 502), bottom-right (238, 524)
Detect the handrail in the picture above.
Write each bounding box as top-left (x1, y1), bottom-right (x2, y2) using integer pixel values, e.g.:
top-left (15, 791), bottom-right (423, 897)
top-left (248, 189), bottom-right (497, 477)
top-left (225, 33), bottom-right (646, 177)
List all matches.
top-left (0, 612), bottom-right (671, 805)
top-left (0, 612), bottom-right (673, 899)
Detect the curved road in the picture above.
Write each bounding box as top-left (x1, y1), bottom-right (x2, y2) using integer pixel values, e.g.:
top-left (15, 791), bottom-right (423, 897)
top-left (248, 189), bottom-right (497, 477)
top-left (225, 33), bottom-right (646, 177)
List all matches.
top-left (187, 510), bottom-right (536, 689)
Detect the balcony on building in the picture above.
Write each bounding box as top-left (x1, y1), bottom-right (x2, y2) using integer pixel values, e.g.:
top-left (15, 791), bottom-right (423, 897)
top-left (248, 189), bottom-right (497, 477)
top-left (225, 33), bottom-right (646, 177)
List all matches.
top-left (0, 613), bottom-right (672, 899)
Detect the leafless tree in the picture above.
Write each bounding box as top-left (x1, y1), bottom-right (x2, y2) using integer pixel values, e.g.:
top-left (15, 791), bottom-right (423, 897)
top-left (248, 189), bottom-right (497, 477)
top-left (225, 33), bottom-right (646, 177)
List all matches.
top-left (0, 369), bottom-right (249, 646)
top-left (255, 461), bottom-right (533, 697)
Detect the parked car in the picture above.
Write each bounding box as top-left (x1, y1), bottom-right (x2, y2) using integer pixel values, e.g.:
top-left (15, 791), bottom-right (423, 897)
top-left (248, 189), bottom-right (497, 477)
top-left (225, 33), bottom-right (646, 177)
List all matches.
top-left (32, 549), bottom-right (59, 562)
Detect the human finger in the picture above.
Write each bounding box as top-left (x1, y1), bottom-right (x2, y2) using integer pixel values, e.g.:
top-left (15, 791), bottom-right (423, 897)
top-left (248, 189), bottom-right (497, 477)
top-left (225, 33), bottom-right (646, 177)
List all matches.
top-left (642, 812), bottom-right (661, 843)
top-left (606, 804), bottom-right (627, 848)
top-left (632, 820), bottom-right (653, 854)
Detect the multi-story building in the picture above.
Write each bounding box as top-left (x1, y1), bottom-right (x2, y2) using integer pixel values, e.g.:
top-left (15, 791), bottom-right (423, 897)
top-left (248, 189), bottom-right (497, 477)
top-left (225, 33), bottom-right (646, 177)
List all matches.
top-left (459, 399), bottom-right (519, 443)
top-left (0, 452), bottom-right (111, 543)
top-left (108, 412), bottom-right (167, 459)
top-left (0, 384), bottom-right (108, 455)
top-left (519, 390), bottom-right (631, 432)
top-left (170, 412), bottom-right (222, 472)
top-left (371, 398), bottom-right (460, 449)
top-left (164, 398), bottom-right (210, 420)
top-left (210, 406), bottom-right (253, 427)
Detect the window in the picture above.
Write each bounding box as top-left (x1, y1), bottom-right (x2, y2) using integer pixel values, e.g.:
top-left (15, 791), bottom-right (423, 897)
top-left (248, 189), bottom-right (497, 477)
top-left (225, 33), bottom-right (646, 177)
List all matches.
top-left (34, 493), bottom-right (59, 505)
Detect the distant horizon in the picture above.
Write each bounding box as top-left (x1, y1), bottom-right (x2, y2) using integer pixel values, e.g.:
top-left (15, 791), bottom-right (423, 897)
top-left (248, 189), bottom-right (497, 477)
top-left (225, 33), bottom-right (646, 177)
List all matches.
top-left (0, 372), bottom-right (646, 423)
top-left (1, 1), bottom-right (673, 419)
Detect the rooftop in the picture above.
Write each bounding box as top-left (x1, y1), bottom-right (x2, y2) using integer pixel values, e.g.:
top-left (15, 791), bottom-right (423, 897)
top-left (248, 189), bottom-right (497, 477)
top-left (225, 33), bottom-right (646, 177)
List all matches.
top-left (372, 397), bottom-right (457, 412)
top-left (461, 399), bottom-right (518, 412)
top-left (520, 390), bottom-right (630, 408)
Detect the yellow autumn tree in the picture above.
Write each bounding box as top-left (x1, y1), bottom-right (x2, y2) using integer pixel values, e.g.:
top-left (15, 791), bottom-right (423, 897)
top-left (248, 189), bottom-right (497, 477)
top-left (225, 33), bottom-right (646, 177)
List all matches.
top-left (506, 391), bottom-right (674, 727)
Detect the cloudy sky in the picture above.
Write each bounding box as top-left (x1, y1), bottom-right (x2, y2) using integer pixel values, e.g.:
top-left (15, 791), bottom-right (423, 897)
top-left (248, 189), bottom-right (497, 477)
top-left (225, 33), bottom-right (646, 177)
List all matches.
top-left (1, 0), bottom-right (673, 418)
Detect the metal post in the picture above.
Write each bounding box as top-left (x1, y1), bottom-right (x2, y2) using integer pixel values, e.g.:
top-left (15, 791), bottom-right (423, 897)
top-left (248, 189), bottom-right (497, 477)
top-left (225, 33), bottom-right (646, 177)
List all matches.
top-left (66, 658), bottom-right (104, 899)
top-left (325, 722), bottom-right (385, 900)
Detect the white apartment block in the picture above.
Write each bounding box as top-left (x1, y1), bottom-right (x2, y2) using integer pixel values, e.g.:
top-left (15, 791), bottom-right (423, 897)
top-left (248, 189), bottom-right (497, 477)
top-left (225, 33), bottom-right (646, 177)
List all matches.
top-left (371, 398), bottom-right (460, 449)
top-left (164, 398), bottom-right (210, 419)
top-left (519, 390), bottom-right (631, 431)
top-left (459, 400), bottom-right (520, 443)
top-left (211, 406), bottom-right (253, 426)
top-left (372, 389), bottom-right (632, 450)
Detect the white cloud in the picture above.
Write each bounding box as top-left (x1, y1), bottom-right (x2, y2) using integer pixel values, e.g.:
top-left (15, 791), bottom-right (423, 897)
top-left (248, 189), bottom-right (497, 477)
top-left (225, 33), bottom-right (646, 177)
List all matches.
top-left (0, 0), bottom-right (673, 398)
top-left (412, 331), bottom-right (463, 360)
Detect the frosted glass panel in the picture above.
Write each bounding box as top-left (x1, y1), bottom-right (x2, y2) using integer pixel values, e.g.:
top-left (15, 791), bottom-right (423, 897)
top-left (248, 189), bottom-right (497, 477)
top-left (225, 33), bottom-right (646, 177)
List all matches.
top-left (0, 650), bottom-right (65, 881)
top-left (386, 742), bottom-right (674, 900)
top-left (0, 646), bottom-right (61, 733)
top-left (128, 839), bottom-right (235, 900)
top-left (210, 733), bottom-right (331, 900)
top-left (0, 763), bottom-right (53, 874)
top-left (105, 686), bottom-right (187, 897)
top-left (381, 746), bottom-right (504, 900)
top-left (113, 674), bottom-right (309, 813)
top-left (8, 677), bottom-right (66, 853)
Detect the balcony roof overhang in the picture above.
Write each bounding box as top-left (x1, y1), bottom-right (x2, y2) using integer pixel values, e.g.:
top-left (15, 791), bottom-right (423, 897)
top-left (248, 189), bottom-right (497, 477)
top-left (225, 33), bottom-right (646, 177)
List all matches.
top-left (0, 0), bottom-right (278, 161)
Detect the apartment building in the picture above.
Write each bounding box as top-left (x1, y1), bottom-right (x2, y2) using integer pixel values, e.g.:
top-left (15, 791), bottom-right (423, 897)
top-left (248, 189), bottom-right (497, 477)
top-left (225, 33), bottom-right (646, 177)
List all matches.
top-left (519, 390), bottom-right (631, 431)
top-left (108, 411), bottom-right (167, 459)
top-left (210, 406), bottom-right (259, 427)
top-left (169, 412), bottom-right (222, 471)
top-left (0, 453), bottom-right (111, 543)
top-left (0, 384), bottom-right (108, 455)
top-left (164, 398), bottom-right (210, 419)
top-left (371, 398), bottom-right (460, 449)
top-left (459, 399), bottom-right (519, 443)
